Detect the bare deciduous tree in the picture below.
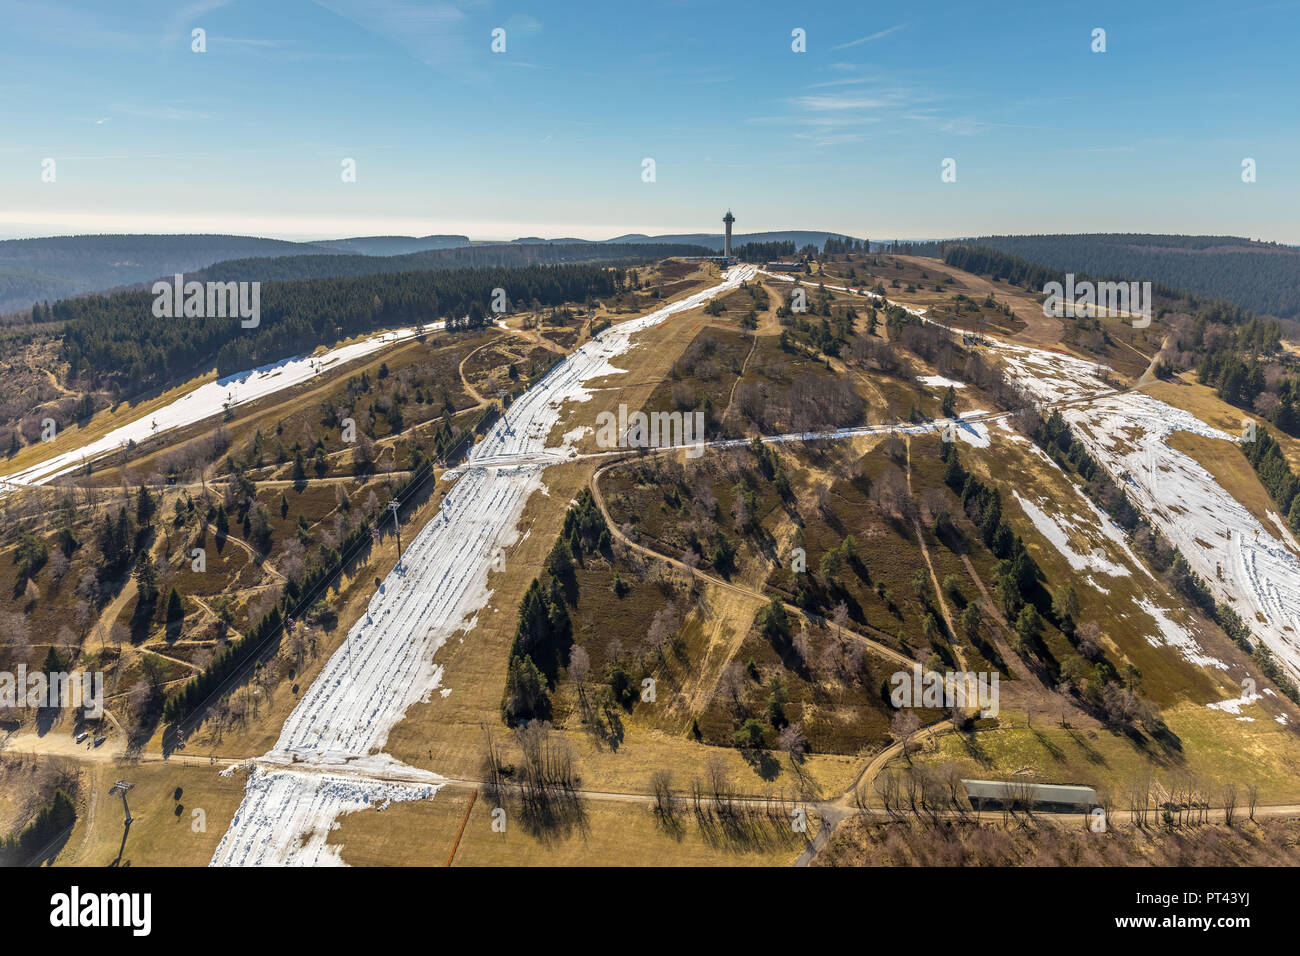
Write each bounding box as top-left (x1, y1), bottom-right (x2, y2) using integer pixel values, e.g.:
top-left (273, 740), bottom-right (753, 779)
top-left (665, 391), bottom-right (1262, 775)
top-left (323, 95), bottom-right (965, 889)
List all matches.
top-left (891, 709), bottom-right (921, 764)
top-left (717, 661), bottom-right (746, 712)
top-left (779, 722), bottom-right (808, 762)
top-left (650, 769), bottom-right (679, 829)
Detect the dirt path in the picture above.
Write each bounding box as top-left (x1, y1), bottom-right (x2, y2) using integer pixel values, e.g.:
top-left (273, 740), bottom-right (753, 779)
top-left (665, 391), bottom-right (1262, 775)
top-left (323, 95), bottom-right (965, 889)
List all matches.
top-left (188, 595), bottom-right (247, 643)
top-left (795, 718), bottom-right (959, 866)
top-left (457, 339), bottom-right (498, 406)
top-left (219, 531), bottom-right (285, 582)
top-left (904, 435), bottom-right (967, 671)
top-left (894, 255), bottom-right (1064, 347)
top-left (843, 363), bottom-right (893, 423)
top-left (1135, 334), bottom-right (1172, 387)
top-left (139, 646), bottom-right (201, 672)
top-left (71, 765), bottom-right (100, 864)
top-left (677, 594), bottom-right (756, 720)
top-left (94, 575), bottom-right (138, 640)
top-left (959, 553), bottom-right (1025, 673)
top-left (456, 324), bottom-right (568, 407)
top-left (590, 461), bottom-right (915, 670)
top-left (722, 329), bottom-right (759, 426)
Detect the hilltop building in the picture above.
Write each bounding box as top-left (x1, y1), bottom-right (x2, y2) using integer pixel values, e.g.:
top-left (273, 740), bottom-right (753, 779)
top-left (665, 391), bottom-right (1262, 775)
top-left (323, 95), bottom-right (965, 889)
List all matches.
top-left (683, 210), bottom-right (739, 267)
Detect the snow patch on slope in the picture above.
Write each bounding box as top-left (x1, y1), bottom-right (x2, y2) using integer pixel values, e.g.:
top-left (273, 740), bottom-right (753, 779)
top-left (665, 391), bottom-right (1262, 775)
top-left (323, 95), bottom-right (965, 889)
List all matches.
top-left (1060, 392), bottom-right (1300, 682)
top-left (1136, 598), bottom-right (1228, 670)
top-left (918, 375), bottom-right (965, 389)
top-left (1012, 490), bottom-right (1130, 577)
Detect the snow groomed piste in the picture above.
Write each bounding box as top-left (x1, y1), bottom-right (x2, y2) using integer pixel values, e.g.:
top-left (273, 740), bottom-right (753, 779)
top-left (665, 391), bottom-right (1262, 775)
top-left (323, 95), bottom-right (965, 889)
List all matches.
top-left (209, 265), bottom-right (757, 865)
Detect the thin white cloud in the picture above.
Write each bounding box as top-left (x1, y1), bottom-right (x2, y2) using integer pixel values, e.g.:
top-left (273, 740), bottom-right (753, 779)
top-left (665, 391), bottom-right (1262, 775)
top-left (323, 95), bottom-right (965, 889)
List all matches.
top-left (309, 0), bottom-right (484, 79)
top-left (793, 131), bottom-right (868, 147)
top-left (830, 23), bottom-right (907, 51)
top-left (793, 94), bottom-right (892, 111)
top-left (804, 77), bottom-right (878, 89)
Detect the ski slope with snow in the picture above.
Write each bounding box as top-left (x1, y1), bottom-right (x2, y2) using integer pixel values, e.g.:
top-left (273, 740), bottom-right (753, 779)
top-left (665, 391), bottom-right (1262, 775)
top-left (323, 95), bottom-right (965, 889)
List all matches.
top-left (764, 266), bottom-right (1300, 681)
top-left (211, 265), bottom-right (756, 866)
top-left (1012, 489), bottom-right (1131, 578)
top-left (1062, 392), bottom-right (1300, 682)
top-left (0, 324), bottom-right (441, 493)
top-left (979, 336), bottom-right (1300, 682)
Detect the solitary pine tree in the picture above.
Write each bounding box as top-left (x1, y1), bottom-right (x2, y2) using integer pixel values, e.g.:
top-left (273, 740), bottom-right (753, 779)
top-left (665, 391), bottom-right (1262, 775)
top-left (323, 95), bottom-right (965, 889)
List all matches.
top-left (166, 587), bottom-right (184, 624)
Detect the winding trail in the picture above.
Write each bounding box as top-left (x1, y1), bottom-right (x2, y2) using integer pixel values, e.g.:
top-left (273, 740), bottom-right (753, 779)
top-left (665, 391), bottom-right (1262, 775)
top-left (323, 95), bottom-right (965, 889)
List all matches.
top-left (589, 460), bottom-right (915, 669)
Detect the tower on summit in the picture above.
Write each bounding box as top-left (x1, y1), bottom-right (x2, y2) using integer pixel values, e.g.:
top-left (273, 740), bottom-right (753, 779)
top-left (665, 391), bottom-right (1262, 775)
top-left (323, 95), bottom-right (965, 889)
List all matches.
top-left (723, 210), bottom-right (735, 258)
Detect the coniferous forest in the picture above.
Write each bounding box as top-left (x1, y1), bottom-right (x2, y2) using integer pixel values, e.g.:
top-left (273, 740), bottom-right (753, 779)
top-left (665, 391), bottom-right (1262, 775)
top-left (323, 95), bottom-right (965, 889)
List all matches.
top-left (910, 235), bottom-right (1300, 319)
top-left (57, 261), bottom-right (639, 395)
top-left (193, 240), bottom-right (713, 283)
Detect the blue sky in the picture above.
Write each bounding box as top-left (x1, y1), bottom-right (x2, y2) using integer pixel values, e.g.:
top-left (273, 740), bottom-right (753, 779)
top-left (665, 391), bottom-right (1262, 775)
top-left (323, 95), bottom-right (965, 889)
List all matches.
top-left (2, 0), bottom-right (1298, 242)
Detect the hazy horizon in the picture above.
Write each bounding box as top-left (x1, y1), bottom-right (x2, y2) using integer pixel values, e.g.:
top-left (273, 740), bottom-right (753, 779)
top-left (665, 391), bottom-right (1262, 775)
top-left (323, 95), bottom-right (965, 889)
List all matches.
top-left (3, 0), bottom-right (1298, 244)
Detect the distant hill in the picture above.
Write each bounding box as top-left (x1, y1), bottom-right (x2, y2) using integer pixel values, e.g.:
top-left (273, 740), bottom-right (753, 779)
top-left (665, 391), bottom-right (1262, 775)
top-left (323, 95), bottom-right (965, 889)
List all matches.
top-left (913, 234), bottom-right (1300, 319)
top-left (0, 228), bottom-right (862, 316)
top-left (509, 230), bottom-right (863, 250)
top-left (0, 233), bottom-right (471, 313)
top-left (194, 242), bottom-right (716, 283)
top-left (603, 230), bottom-right (861, 250)
top-left (0, 233), bottom-right (331, 314)
top-left (308, 235), bottom-right (470, 256)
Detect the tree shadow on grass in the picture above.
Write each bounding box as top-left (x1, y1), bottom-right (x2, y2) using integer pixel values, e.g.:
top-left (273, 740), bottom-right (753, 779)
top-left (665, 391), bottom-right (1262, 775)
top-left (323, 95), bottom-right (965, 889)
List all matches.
top-left (957, 728), bottom-right (993, 768)
top-left (741, 748), bottom-right (782, 782)
top-left (1030, 726), bottom-right (1066, 763)
top-left (129, 599), bottom-right (155, 644)
top-left (692, 801), bottom-right (806, 855)
top-left (1065, 727), bottom-right (1109, 767)
top-left (512, 788), bottom-right (589, 848)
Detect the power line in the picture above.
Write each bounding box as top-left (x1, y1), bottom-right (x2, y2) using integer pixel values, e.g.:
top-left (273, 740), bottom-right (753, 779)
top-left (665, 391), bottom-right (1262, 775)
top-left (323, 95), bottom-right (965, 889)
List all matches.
top-left (171, 453), bottom-right (442, 736)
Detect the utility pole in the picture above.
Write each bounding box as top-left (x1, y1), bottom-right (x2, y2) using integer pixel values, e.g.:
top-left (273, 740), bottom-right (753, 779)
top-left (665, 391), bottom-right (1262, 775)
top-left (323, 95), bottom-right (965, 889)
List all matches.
top-left (387, 499), bottom-right (402, 566)
top-left (109, 780), bottom-right (134, 825)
